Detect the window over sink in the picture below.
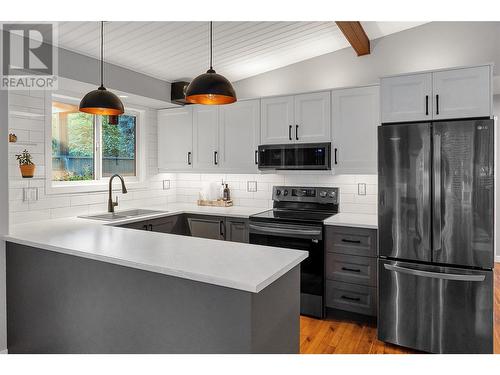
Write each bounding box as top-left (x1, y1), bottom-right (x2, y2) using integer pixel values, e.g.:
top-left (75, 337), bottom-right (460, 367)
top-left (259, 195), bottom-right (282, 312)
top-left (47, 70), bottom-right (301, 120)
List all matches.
top-left (47, 96), bottom-right (143, 193)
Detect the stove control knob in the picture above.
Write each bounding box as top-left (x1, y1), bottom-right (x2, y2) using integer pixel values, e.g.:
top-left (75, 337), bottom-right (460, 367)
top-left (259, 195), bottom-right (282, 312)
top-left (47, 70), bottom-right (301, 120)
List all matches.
top-left (275, 189), bottom-right (281, 196)
top-left (319, 191), bottom-right (327, 198)
top-left (328, 191), bottom-right (336, 199)
top-left (283, 189), bottom-right (289, 196)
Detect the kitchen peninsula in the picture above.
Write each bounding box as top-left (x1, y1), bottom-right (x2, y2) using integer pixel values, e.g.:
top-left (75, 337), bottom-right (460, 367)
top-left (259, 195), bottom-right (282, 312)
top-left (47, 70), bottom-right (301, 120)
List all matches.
top-left (4, 211), bottom-right (307, 354)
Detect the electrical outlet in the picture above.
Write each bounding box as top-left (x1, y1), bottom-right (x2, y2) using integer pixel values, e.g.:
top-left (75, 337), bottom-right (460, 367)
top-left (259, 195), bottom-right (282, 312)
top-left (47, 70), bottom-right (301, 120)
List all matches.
top-left (23, 187), bottom-right (38, 202)
top-left (358, 183), bottom-right (366, 196)
top-left (163, 179), bottom-right (171, 190)
top-left (247, 181), bottom-right (257, 192)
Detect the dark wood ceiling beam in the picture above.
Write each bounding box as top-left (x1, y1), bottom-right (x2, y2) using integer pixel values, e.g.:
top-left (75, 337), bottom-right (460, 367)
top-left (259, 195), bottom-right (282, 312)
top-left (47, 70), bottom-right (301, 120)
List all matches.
top-left (335, 21), bottom-right (370, 56)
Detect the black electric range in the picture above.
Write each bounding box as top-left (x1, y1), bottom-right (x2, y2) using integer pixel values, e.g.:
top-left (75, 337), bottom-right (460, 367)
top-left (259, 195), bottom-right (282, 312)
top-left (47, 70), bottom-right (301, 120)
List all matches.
top-left (249, 186), bottom-right (339, 318)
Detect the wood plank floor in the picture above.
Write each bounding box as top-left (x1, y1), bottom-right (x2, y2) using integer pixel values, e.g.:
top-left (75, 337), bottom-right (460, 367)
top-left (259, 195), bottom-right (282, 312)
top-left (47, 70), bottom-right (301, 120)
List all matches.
top-left (300, 263), bottom-right (500, 354)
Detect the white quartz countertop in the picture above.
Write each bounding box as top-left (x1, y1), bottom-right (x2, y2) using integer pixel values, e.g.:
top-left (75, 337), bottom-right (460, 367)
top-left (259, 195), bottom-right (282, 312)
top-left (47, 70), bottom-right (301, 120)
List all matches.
top-left (4, 204), bottom-right (307, 293)
top-left (323, 213), bottom-right (378, 229)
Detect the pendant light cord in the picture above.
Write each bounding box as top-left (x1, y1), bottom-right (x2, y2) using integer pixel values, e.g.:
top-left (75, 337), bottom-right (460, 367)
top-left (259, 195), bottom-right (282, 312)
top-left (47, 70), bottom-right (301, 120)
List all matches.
top-left (100, 21), bottom-right (104, 87)
top-left (209, 21), bottom-right (213, 70)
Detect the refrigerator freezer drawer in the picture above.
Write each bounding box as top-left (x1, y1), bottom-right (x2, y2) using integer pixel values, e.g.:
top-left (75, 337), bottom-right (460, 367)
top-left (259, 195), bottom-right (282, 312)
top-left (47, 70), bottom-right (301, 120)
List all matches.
top-left (378, 259), bottom-right (493, 353)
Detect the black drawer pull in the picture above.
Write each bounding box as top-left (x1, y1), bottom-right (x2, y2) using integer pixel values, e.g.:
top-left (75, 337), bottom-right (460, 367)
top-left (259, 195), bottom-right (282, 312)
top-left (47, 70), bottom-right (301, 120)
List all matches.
top-left (341, 238), bottom-right (361, 244)
top-left (288, 125), bottom-right (292, 141)
top-left (341, 295), bottom-right (361, 302)
top-left (425, 95), bottom-right (429, 116)
top-left (341, 267), bottom-right (361, 273)
top-left (149, 224), bottom-right (153, 231)
top-left (142, 225), bottom-right (148, 231)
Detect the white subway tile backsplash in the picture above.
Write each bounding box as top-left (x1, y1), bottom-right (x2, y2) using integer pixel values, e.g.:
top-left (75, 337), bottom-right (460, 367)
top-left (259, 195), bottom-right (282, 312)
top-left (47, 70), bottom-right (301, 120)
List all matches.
top-left (175, 172), bottom-right (378, 215)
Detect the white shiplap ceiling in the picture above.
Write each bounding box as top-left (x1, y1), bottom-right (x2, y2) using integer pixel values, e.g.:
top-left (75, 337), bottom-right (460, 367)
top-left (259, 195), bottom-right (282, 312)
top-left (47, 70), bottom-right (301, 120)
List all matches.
top-left (57, 21), bottom-right (428, 83)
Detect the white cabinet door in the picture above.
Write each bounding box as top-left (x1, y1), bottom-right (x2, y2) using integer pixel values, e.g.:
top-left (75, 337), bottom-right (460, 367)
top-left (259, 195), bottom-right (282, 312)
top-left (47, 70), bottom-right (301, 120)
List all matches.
top-left (432, 66), bottom-right (491, 120)
top-left (332, 86), bottom-right (379, 174)
top-left (294, 91), bottom-right (331, 143)
top-left (193, 106), bottom-right (219, 169)
top-left (260, 96), bottom-right (294, 144)
top-left (157, 107), bottom-right (193, 170)
top-left (219, 99), bottom-right (260, 172)
top-left (381, 73), bottom-right (432, 123)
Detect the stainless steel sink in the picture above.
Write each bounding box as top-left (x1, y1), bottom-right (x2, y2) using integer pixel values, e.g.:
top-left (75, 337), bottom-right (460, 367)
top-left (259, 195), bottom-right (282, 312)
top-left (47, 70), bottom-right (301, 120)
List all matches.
top-left (79, 209), bottom-right (168, 222)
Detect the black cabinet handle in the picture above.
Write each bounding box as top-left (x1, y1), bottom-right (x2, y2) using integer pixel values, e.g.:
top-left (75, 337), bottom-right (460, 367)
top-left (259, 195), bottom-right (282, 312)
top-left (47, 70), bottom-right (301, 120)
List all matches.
top-left (341, 267), bottom-right (361, 273)
top-left (295, 124), bottom-right (299, 140)
top-left (425, 95), bottom-right (429, 116)
top-left (341, 238), bottom-right (361, 244)
top-left (334, 148), bottom-right (338, 165)
top-left (219, 220), bottom-right (225, 238)
top-left (214, 151), bottom-right (218, 165)
top-left (142, 225), bottom-right (148, 231)
top-left (341, 295), bottom-right (361, 302)
top-left (187, 152), bottom-right (192, 165)
top-left (149, 224), bottom-right (153, 231)
top-left (436, 94), bottom-right (439, 115)
top-left (254, 150), bottom-right (258, 165)
top-left (288, 125), bottom-right (292, 141)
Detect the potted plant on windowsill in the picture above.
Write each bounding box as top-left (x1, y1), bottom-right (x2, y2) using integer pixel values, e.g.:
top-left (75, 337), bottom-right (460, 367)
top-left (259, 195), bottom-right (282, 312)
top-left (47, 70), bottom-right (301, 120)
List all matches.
top-left (15, 149), bottom-right (35, 178)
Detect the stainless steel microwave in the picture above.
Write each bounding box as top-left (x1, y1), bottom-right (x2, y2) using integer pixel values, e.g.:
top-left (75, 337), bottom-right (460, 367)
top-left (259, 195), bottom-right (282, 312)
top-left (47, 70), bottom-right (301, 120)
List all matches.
top-left (257, 143), bottom-right (331, 170)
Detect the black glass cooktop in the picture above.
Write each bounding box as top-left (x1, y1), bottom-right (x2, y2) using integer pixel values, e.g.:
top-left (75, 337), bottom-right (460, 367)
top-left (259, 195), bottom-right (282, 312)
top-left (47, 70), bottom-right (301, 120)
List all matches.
top-left (250, 209), bottom-right (337, 224)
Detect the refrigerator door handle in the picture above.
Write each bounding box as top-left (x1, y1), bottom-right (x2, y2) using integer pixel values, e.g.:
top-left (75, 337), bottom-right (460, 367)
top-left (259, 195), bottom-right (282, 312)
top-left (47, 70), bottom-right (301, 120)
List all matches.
top-left (383, 264), bottom-right (485, 282)
top-left (433, 133), bottom-right (442, 252)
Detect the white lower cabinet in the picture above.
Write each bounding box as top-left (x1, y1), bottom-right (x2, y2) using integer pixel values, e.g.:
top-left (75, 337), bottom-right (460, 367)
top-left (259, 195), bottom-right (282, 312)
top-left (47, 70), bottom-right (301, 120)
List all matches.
top-left (332, 85), bottom-right (379, 174)
top-left (218, 99), bottom-right (260, 172)
top-left (193, 106), bottom-right (220, 170)
top-left (158, 107), bottom-right (193, 170)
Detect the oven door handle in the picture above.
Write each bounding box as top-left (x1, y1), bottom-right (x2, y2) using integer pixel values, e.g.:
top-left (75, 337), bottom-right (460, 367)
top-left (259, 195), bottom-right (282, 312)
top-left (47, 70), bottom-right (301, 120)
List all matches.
top-left (249, 223), bottom-right (322, 240)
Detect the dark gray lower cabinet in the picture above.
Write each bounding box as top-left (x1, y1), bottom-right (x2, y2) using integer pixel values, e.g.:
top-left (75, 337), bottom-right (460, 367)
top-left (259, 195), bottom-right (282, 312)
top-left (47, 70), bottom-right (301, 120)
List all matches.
top-left (187, 215), bottom-right (226, 240)
top-left (225, 218), bottom-right (249, 243)
top-left (325, 225), bottom-right (378, 317)
top-left (120, 214), bottom-right (249, 243)
top-left (120, 214), bottom-right (187, 235)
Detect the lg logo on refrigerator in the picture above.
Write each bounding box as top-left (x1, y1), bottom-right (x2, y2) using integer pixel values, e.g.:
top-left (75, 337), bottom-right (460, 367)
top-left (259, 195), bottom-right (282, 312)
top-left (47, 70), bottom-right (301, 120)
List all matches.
top-left (1, 22), bottom-right (58, 90)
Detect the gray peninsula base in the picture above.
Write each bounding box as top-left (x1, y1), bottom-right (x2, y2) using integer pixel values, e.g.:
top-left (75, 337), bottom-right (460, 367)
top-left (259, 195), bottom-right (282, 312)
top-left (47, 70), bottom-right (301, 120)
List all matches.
top-left (6, 242), bottom-right (300, 353)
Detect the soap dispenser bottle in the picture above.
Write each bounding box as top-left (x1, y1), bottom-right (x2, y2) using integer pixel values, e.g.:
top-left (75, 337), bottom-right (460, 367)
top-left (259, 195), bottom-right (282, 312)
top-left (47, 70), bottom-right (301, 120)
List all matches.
top-left (223, 183), bottom-right (230, 201)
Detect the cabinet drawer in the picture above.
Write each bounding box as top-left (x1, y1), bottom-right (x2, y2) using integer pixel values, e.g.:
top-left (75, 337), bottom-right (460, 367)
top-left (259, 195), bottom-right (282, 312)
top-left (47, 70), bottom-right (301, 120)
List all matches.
top-left (326, 226), bottom-right (377, 257)
top-left (325, 280), bottom-right (377, 316)
top-left (326, 253), bottom-right (377, 287)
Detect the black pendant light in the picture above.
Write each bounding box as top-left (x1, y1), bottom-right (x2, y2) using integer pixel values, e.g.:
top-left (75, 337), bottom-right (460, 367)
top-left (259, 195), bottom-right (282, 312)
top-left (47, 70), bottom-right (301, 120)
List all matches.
top-left (79, 21), bottom-right (124, 115)
top-left (185, 21), bottom-right (236, 105)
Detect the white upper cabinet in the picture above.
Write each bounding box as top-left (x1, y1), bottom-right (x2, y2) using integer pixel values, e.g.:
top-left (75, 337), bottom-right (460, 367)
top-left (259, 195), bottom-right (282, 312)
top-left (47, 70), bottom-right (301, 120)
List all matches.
top-left (381, 65), bottom-right (492, 123)
top-left (219, 99), bottom-right (260, 172)
top-left (381, 73), bottom-right (432, 123)
top-left (193, 106), bottom-right (219, 169)
top-left (158, 107), bottom-right (193, 170)
top-left (294, 91), bottom-right (331, 143)
top-left (432, 66), bottom-right (491, 120)
top-left (261, 92), bottom-right (331, 144)
top-left (260, 96), bottom-right (294, 144)
top-left (332, 86), bottom-right (379, 174)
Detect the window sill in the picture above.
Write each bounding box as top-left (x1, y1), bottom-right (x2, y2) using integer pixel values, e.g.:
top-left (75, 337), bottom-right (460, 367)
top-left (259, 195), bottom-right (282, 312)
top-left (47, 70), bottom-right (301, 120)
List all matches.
top-left (45, 178), bottom-right (147, 195)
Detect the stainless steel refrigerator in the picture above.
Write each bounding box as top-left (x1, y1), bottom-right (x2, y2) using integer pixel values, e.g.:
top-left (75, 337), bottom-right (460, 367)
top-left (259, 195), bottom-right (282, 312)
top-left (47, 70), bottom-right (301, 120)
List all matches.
top-left (378, 119), bottom-right (494, 354)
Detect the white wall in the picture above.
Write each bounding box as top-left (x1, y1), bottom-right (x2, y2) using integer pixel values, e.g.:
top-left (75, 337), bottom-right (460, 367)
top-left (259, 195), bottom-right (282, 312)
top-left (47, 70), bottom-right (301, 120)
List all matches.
top-left (176, 173), bottom-right (377, 215)
top-left (234, 22), bottom-right (500, 99)
top-left (8, 90), bottom-right (177, 225)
